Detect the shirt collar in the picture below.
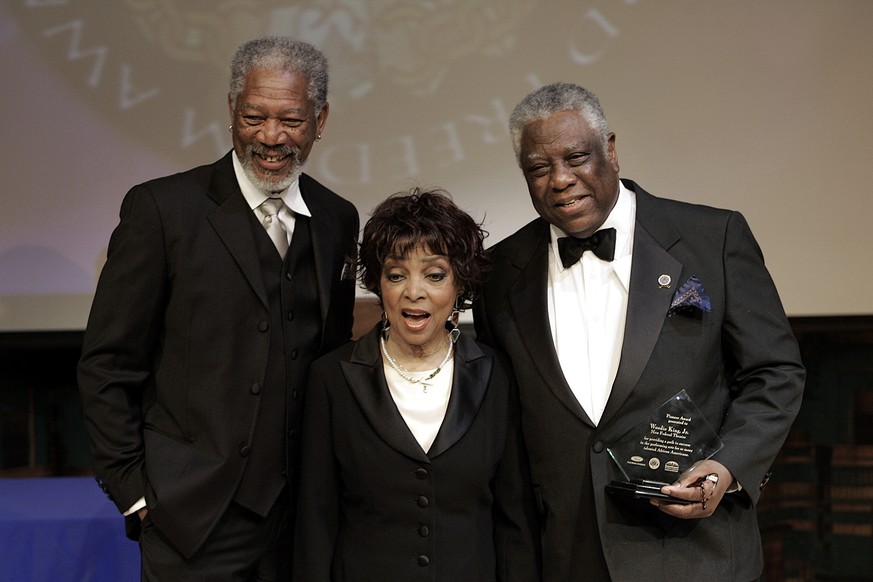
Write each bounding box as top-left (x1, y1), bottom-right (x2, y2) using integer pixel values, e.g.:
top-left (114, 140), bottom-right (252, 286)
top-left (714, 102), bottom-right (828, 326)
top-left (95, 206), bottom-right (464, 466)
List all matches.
top-left (549, 180), bottom-right (635, 255)
top-left (231, 150), bottom-right (312, 217)
top-left (548, 180), bottom-right (636, 289)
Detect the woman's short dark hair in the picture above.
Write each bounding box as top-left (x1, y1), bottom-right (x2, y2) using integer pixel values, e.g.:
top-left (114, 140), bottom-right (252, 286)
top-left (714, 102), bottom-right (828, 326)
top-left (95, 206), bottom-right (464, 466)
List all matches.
top-left (358, 188), bottom-right (490, 310)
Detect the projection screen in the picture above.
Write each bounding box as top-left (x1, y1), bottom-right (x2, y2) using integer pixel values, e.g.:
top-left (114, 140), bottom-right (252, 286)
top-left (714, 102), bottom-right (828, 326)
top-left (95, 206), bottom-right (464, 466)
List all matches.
top-left (1, 0), bottom-right (871, 331)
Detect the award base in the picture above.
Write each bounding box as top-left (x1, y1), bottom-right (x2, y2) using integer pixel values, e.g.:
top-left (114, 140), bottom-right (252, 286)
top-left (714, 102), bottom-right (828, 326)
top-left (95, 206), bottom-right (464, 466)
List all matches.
top-left (605, 479), bottom-right (695, 505)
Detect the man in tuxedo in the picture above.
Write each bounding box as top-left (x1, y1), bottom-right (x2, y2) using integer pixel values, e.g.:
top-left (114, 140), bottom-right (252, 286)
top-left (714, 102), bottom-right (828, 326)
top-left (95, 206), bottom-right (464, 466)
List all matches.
top-left (474, 82), bottom-right (805, 581)
top-left (78, 37), bottom-right (358, 580)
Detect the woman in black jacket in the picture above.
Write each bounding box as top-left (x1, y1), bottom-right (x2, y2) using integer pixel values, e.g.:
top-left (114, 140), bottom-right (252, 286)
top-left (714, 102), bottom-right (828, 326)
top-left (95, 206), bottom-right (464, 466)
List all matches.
top-left (294, 188), bottom-right (539, 581)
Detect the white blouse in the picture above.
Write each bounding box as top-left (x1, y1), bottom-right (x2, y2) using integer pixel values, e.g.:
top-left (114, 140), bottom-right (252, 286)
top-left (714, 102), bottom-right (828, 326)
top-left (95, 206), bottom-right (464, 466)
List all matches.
top-left (382, 358), bottom-right (454, 453)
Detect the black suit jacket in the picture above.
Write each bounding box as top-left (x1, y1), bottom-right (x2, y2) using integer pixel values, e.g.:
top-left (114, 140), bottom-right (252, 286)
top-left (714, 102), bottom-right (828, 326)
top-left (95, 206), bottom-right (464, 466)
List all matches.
top-left (474, 179), bottom-right (805, 581)
top-left (77, 151), bottom-right (359, 558)
top-left (293, 325), bottom-right (540, 581)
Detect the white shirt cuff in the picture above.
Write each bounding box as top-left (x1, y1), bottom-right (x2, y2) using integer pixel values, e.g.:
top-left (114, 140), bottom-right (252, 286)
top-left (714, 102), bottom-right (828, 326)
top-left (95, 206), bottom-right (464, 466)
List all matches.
top-left (123, 496), bottom-right (147, 516)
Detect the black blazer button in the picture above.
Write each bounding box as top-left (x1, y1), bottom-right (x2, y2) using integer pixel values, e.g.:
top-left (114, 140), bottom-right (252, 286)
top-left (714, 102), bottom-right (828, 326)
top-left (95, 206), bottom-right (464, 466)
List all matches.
top-left (239, 445), bottom-right (251, 457)
top-left (592, 441), bottom-right (604, 454)
top-left (417, 555), bottom-right (429, 567)
top-left (250, 383), bottom-right (261, 395)
top-left (417, 495), bottom-right (429, 508)
top-left (415, 467), bottom-right (428, 479)
top-left (258, 321), bottom-right (269, 332)
top-left (418, 524), bottom-right (429, 537)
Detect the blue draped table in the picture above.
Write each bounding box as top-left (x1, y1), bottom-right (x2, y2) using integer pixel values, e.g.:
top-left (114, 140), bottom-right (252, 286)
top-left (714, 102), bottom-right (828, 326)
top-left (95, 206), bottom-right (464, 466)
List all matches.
top-left (0, 477), bottom-right (139, 582)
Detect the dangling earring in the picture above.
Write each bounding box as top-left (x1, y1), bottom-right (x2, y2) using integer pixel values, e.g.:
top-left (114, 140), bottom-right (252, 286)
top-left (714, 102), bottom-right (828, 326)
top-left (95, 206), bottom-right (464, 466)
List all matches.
top-left (447, 318), bottom-right (460, 343)
top-left (445, 297), bottom-right (461, 343)
top-left (381, 312), bottom-right (391, 341)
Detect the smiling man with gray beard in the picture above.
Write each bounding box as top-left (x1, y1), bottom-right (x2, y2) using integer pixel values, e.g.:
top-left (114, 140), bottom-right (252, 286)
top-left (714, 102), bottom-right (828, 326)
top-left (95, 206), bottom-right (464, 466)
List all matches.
top-left (78, 36), bottom-right (359, 580)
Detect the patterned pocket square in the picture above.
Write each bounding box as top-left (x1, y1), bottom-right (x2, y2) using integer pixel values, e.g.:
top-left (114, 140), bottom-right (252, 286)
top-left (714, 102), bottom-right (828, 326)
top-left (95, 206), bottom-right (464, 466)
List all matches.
top-left (668, 275), bottom-right (711, 316)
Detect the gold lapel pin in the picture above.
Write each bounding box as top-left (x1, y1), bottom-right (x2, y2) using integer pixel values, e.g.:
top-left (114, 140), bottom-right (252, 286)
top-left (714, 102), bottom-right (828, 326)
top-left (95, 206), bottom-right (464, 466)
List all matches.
top-left (658, 274), bottom-right (672, 288)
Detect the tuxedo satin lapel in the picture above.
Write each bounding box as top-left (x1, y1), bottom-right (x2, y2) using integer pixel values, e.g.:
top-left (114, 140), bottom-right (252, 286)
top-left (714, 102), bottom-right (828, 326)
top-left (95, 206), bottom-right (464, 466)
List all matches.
top-left (600, 187), bottom-right (682, 426)
top-left (428, 336), bottom-right (490, 458)
top-left (509, 223), bottom-right (592, 425)
top-left (299, 174), bottom-right (333, 326)
top-left (206, 154), bottom-right (268, 308)
top-left (343, 330), bottom-right (430, 463)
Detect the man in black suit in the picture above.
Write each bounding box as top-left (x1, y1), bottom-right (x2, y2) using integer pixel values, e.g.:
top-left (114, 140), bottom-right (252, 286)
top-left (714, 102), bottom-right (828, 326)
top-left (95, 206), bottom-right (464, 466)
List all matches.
top-left (474, 82), bottom-right (805, 581)
top-left (78, 37), bottom-right (358, 580)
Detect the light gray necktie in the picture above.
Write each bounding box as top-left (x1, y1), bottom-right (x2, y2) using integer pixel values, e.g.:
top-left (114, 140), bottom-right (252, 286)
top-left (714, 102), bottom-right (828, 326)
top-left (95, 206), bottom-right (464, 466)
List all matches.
top-left (259, 197), bottom-right (289, 259)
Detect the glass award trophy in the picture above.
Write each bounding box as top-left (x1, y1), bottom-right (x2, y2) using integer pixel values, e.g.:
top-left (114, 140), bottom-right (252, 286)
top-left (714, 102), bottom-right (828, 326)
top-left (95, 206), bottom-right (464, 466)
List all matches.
top-left (605, 390), bottom-right (724, 504)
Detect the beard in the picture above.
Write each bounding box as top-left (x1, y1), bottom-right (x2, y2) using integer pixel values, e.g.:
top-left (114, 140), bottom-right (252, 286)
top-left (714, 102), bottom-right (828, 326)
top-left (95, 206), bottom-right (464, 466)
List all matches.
top-left (239, 143), bottom-right (306, 193)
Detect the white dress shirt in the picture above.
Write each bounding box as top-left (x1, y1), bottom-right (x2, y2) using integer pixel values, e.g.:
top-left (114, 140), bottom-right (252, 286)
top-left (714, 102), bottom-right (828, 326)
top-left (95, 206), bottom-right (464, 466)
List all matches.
top-left (232, 150), bottom-right (312, 243)
top-left (547, 182), bottom-right (636, 425)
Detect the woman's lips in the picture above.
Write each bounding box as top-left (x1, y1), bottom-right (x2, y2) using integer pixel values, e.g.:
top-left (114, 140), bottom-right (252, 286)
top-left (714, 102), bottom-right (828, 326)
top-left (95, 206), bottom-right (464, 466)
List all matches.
top-left (402, 309), bottom-right (431, 330)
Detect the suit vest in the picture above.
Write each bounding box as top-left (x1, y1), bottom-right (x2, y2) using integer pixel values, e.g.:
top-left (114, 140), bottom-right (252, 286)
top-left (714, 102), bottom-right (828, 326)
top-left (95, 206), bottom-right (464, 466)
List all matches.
top-left (234, 212), bottom-right (320, 516)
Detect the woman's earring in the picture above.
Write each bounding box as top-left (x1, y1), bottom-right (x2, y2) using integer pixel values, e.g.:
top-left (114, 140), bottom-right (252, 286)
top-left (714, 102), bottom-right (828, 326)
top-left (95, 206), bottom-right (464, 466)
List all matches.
top-left (381, 312), bottom-right (391, 341)
top-left (445, 303), bottom-right (461, 344)
top-left (448, 319), bottom-right (460, 343)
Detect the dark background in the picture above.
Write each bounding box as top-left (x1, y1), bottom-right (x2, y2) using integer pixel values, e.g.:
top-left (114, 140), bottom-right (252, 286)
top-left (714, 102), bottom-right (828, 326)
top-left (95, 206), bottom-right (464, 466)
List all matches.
top-left (2, 313), bottom-right (872, 580)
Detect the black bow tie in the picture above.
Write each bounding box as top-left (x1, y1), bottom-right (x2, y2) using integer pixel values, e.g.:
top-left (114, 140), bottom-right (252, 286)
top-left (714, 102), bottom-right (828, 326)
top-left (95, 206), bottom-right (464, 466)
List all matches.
top-left (557, 228), bottom-right (616, 267)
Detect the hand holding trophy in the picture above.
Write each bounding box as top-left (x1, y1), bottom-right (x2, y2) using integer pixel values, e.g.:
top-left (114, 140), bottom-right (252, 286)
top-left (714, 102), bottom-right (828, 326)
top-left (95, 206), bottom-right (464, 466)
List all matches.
top-left (605, 390), bottom-right (724, 505)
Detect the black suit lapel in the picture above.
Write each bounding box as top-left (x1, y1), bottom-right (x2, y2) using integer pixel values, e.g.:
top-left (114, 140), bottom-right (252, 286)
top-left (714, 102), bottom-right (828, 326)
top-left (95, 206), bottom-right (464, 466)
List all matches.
top-left (428, 335), bottom-right (491, 458)
top-left (205, 153), bottom-right (268, 308)
top-left (508, 221), bottom-right (594, 426)
top-left (600, 182), bottom-right (683, 427)
top-left (342, 328), bottom-right (430, 463)
top-left (299, 174), bottom-right (338, 329)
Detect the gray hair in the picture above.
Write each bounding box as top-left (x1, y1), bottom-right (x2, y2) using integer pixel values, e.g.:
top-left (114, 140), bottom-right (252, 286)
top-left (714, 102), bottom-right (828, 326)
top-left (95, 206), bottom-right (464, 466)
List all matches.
top-left (229, 37), bottom-right (329, 115)
top-left (509, 82), bottom-right (610, 166)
